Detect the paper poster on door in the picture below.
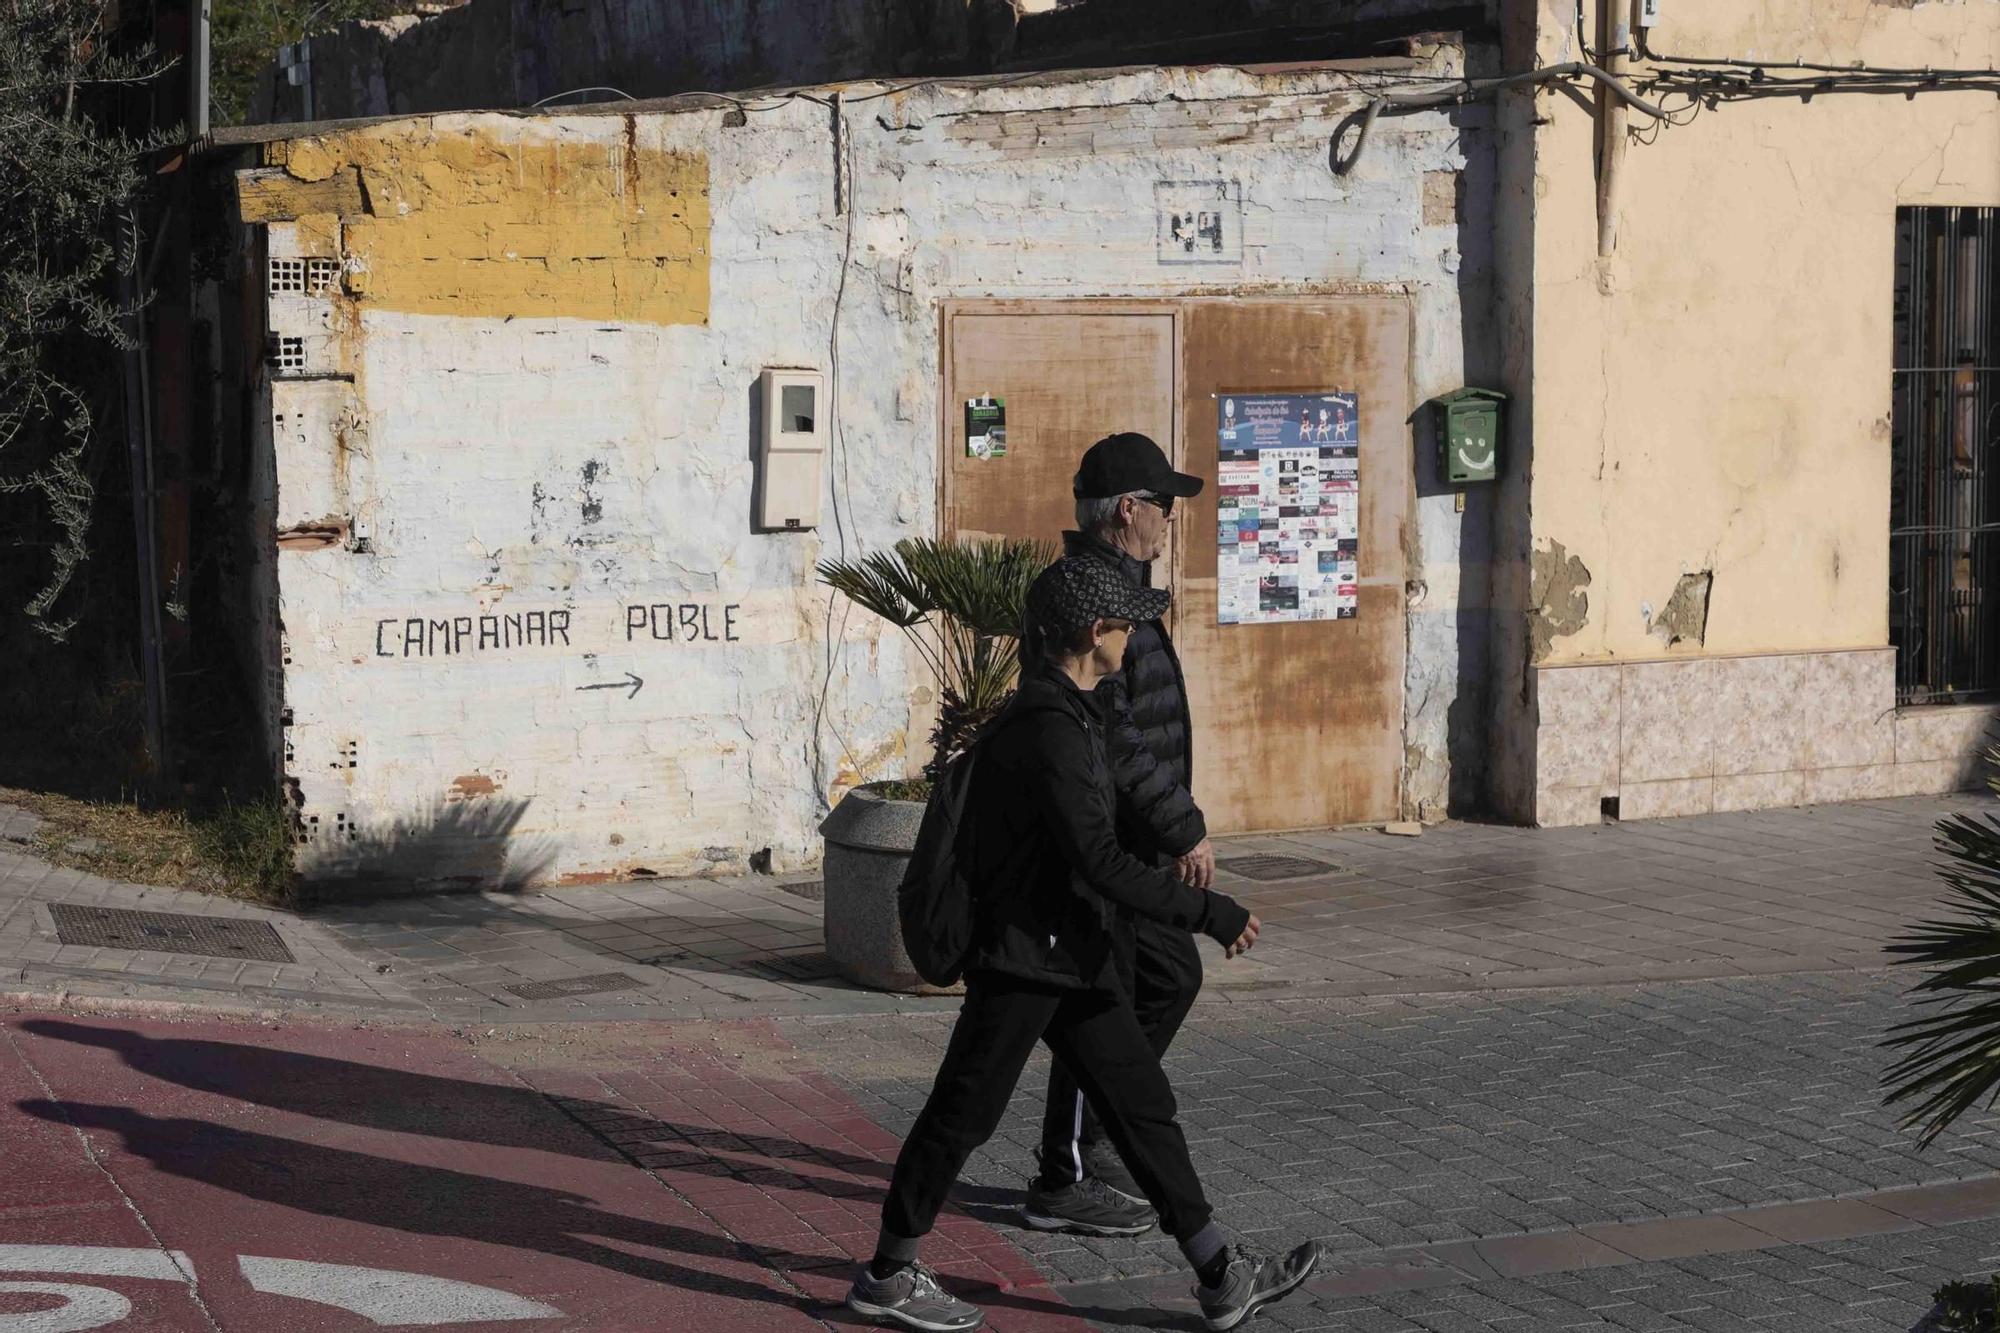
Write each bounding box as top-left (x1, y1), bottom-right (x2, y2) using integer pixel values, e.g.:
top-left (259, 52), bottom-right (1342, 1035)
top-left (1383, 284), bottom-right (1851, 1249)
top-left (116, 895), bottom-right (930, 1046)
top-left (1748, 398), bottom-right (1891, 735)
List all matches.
top-left (1215, 391), bottom-right (1360, 625)
top-left (965, 396), bottom-right (1007, 458)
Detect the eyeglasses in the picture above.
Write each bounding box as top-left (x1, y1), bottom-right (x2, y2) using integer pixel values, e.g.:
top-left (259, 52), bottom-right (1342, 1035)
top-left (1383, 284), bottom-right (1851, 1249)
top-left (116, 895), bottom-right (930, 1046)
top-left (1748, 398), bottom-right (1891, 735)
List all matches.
top-left (1135, 493), bottom-right (1175, 516)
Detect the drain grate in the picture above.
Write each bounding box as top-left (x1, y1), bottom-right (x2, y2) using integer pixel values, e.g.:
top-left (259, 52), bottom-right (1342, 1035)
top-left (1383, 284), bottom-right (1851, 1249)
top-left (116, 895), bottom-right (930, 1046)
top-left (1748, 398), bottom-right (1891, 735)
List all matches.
top-left (504, 972), bottom-right (643, 1001)
top-left (1218, 854), bottom-right (1338, 882)
top-left (777, 880), bottom-right (824, 903)
top-left (48, 905), bottom-right (296, 962)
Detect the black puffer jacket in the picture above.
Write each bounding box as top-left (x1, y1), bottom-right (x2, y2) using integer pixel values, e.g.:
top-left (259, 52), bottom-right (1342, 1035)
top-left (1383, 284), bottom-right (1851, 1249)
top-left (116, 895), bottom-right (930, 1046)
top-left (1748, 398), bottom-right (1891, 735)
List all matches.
top-left (962, 664), bottom-right (1250, 991)
top-left (1021, 532), bottom-right (1206, 862)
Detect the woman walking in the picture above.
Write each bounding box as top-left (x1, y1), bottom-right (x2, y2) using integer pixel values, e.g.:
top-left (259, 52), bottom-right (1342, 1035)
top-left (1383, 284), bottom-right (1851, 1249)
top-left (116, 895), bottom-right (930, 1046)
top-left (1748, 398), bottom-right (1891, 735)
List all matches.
top-left (848, 556), bottom-right (1322, 1333)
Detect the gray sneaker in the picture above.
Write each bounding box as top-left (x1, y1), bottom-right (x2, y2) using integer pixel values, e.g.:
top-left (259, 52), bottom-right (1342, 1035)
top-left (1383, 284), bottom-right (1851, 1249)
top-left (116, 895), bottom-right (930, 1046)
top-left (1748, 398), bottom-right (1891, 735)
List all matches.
top-left (1081, 1140), bottom-right (1144, 1203)
top-left (846, 1261), bottom-right (984, 1332)
top-left (1195, 1241), bottom-right (1324, 1331)
top-left (1022, 1174), bottom-right (1158, 1236)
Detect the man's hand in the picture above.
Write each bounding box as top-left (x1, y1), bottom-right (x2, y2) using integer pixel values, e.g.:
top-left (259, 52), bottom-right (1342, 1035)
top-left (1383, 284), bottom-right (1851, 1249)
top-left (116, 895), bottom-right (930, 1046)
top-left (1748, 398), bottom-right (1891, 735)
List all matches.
top-left (1224, 913), bottom-right (1261, 959)
top-left (1176, 837), bottom-right (1216, 889)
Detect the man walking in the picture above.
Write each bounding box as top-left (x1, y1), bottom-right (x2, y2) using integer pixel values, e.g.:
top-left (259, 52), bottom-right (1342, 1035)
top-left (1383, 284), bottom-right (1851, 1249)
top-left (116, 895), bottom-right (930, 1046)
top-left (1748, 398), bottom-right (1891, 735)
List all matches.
top-left (1018, 431), bottom-right (1216, 1237)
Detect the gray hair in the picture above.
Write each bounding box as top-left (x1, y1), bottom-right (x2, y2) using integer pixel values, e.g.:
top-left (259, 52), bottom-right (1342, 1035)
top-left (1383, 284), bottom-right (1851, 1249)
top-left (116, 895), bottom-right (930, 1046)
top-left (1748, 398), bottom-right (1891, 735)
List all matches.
top-left (1075, 490), bottom-right (1146, 537)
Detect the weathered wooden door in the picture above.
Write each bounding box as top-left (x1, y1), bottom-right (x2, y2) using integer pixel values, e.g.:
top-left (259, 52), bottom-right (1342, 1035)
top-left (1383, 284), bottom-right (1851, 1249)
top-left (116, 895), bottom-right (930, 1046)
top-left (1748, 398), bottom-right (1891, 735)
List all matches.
top-left (940, 300), bottom-right (1407, 833)
top-left (1174, 299), bottom-right (1409, 830)
top-left (941, 308), bottom-right (1176, 545)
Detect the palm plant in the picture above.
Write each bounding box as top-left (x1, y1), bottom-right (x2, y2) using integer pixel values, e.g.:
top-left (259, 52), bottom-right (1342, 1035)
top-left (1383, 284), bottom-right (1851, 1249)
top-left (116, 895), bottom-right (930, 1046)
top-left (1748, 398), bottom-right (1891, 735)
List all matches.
top-left (1882, 738), bottom-right (2000, 1146)
top-left (819, 536), bottom-right (1053, 786)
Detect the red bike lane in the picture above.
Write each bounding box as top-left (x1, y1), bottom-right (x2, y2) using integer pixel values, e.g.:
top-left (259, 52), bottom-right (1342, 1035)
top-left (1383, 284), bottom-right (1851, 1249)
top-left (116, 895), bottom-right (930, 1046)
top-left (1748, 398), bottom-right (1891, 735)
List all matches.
top-left (0, 1008), bottom-right (1090, 1332)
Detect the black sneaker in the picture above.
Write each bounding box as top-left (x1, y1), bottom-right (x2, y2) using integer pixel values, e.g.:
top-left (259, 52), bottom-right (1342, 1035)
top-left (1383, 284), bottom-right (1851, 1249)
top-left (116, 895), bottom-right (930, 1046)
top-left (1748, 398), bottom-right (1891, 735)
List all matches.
top-left (1195, 1241), bottom-right (1323, 1331)
top-left (846, 1261), bottom-right (984, 1332)
top-left (1021, 1175), bottom-right (1159, 1236)
top-left (1081, 1140), bottom-right (1145, 1203)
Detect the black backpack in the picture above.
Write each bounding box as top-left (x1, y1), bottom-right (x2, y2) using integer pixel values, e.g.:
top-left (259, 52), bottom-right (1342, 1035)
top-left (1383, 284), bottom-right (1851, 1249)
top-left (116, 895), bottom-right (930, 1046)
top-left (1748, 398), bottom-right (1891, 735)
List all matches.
top-left (897, 745), bottom-right (983, 987)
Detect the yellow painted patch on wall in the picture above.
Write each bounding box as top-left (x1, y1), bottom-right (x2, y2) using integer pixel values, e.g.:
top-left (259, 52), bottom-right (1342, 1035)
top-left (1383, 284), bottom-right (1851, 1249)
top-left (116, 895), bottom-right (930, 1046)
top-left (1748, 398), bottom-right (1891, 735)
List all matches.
top-left (288, 123), bottom-right (710, 326)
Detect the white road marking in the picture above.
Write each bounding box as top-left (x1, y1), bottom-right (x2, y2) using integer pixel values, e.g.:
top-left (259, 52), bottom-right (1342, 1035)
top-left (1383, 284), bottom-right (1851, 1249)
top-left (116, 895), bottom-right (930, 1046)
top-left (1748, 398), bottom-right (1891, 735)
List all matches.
top-left (237, 1257), bottom-right (562, 1326)
top-left (0, 1249), bottom-right (192, 1282)
top-left (0, 1281), bottom-right (132, 1332)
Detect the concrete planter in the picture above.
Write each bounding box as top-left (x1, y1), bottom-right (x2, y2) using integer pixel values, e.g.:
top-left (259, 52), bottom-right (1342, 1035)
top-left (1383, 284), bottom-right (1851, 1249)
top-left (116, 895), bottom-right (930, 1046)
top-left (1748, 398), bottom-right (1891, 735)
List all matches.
top-left (819, 787), bottom-right (963, 995)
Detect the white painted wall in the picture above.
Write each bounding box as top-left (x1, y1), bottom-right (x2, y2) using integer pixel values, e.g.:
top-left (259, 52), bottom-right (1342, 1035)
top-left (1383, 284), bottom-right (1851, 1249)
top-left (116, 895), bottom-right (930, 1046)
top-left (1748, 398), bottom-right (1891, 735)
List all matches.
top-left (259, 62), bottom-right (1487, 887)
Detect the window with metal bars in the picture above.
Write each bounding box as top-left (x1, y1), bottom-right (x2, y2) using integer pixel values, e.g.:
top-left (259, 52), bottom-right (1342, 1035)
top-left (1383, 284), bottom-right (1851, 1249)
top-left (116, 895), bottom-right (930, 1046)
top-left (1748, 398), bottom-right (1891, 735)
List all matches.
top-left (1891, 206), bottom-right (1998, 705)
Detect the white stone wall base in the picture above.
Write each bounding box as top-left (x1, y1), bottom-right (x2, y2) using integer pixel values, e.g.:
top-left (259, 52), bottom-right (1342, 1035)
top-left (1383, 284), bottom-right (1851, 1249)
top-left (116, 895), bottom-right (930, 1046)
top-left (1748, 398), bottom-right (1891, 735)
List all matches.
top-left (1532, 649), bottom-right (1995, 827)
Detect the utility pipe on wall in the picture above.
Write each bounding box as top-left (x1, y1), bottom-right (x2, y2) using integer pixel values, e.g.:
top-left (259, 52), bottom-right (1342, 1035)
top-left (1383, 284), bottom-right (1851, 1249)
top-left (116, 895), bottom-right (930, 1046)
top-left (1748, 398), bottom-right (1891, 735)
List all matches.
top-left (1596, 0), bottom-right (1630, 256)
top-left (189, 0), bottom-right (210, 136)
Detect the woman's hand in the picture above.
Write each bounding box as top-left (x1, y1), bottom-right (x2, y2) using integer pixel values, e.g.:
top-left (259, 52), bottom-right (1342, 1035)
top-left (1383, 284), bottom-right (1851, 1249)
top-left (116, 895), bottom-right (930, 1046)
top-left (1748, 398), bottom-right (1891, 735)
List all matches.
top-left (1225, 913), bottom-right (1262, 959)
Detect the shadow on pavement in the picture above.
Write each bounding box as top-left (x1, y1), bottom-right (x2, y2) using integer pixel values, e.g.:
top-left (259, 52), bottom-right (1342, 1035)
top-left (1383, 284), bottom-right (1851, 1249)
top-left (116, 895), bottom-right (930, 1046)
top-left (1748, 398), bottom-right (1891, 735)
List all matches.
top-left (19, 1096), bottom-right (842, 1313)
top-left (22, 1018), bottom-right (892, 1183)
top-left (11, 1091), bottom-right (1163, 1328)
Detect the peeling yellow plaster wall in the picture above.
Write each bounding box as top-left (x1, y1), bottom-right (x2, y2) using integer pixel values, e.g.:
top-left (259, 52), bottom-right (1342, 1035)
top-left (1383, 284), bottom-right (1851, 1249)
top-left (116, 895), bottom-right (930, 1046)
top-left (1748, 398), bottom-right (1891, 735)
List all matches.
top-left (272, 121), bottom-right (710, 325)
top-left (1523, 0), bottom-right (2000, 663)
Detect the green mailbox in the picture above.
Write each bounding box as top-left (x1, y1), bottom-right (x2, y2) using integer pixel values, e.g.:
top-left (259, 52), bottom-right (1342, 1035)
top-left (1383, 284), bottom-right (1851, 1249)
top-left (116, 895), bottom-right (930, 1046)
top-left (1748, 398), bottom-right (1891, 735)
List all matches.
top-left (1433, 387), bottom-right (1507, 484)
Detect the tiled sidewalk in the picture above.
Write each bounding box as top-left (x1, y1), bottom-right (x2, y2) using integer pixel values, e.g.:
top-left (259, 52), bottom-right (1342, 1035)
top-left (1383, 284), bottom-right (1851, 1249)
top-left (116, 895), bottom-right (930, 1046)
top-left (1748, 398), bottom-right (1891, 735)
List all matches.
top-left (0, 792), bottom-right (1991, 1022)
top-left (1210, 793), bottom-right (1995, 998)
top-left (814, 968), bottom-right (2000, 1329)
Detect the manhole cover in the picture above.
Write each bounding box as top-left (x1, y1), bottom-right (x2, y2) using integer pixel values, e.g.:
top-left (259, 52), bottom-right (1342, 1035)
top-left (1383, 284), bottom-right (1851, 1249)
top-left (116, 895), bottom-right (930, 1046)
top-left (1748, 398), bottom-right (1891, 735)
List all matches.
top-left (504, 972), bottom-right (642, 1001)
top-left (1218, 854), bottom-right (1336, 882)
top-left (778, 880), bottom-right (824, 902)
top-left (48, 905), bottom-right (295, 962)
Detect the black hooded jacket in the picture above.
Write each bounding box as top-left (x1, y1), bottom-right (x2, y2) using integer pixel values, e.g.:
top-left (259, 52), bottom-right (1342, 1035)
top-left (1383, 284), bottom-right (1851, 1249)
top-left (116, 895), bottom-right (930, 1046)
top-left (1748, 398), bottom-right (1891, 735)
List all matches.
top-left (962, 664), bottom-right (1250, 991)
top-left (1019, 532), bottom-right (1206, 863)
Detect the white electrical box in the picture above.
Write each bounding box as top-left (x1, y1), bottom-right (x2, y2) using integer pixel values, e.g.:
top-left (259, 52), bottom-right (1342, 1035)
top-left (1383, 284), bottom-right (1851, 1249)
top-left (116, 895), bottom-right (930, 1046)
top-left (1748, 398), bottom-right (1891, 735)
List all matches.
top-left (757, 368), bottom-right (825, 531)
top-left (1637, 0), bottom-right (1663, 26)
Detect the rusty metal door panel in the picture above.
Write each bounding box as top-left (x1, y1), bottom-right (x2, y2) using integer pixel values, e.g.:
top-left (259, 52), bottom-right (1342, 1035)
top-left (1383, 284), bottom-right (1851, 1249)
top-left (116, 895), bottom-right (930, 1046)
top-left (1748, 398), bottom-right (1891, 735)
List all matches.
top-left (941, 309), bottom-right (1177, 543)
top-left (1176, 299), bottom-right (1410, 831)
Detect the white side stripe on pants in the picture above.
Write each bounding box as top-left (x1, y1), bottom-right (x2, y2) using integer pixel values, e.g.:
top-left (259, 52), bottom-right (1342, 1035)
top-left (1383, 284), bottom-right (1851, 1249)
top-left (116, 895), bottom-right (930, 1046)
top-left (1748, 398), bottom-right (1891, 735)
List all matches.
top-left (1069, 1090), bottom-right (1086, 1183)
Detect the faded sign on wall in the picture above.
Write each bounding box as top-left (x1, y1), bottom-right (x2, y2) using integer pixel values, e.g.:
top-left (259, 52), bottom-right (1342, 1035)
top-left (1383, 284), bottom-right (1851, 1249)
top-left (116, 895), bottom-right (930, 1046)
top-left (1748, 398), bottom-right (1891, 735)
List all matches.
top-left (1156, 180), bottom-right (1242, 265)
top-left (1216, 391), bottom-right (1360, 625)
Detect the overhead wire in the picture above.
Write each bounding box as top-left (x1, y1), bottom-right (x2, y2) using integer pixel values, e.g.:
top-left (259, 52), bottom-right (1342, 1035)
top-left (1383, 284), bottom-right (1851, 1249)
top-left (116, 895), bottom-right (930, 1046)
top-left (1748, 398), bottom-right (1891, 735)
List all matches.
top-left (1634, 27), bottom-right (2000, 79)
top-left (1626, 25), bottom-right (2000, 110)
top-left (529, 85), bottom-right (636, 107)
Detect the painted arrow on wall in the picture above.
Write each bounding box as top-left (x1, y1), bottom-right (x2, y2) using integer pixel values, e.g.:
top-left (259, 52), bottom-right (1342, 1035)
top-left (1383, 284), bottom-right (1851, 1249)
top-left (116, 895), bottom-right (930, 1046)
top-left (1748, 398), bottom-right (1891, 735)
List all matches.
top-left (575, 672), bottom-right (643, 699)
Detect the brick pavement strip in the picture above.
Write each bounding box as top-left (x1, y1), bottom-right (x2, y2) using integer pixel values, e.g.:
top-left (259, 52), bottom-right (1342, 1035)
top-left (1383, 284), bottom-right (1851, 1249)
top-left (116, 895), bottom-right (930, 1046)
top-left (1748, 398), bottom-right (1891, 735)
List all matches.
top-left (802, 972), bottom-right (2000, 1298)
top-left (453, 973), bottom-right (2000, 1331)
top-left (1058, 1219), bottom-right (2000, 1329)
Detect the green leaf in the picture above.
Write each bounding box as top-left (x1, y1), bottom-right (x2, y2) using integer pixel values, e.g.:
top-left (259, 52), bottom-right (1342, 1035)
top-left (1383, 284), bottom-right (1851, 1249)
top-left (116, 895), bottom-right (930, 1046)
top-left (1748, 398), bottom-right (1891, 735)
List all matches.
top-left (818, 535), bottom-right (1055, 775)
top-left (1881, 744), bottom-right (2000, 1147)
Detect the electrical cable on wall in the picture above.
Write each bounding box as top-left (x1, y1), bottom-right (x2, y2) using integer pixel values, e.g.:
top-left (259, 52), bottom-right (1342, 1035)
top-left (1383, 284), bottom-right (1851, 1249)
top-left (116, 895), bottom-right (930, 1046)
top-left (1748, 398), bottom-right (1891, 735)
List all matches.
top-left (1634, 26), bottom-right (2000, 80)
top-left (809, 89), bottom-right (865, 813)
top-left (1621, 24), bottom-right (2000, 110)
top-left (530, 86), bottom-right (637, 107)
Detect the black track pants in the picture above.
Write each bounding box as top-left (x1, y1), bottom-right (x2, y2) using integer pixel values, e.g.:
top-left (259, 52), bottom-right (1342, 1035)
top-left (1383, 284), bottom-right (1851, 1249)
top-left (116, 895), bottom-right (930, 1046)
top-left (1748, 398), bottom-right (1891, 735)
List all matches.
top-left (879, 968), bottom-right (1215, 1248)
top-left (1037, 917), bottom-right (1202, 1186)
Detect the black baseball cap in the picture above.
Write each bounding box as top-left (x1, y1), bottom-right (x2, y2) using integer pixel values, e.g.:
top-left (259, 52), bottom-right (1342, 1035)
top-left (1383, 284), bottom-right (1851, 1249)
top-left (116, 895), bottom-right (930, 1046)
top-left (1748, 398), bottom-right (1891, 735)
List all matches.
top-left (1026, 556), bottom-right (1172, 640)
top-left (1073, 432), bottom-right (1204, 501)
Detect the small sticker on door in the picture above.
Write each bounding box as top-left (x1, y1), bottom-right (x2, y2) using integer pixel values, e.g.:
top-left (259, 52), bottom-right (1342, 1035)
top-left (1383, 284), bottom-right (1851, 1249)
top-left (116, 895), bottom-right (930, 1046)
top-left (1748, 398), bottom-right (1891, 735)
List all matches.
top-left (965, 396), bottom-right (1007, 459)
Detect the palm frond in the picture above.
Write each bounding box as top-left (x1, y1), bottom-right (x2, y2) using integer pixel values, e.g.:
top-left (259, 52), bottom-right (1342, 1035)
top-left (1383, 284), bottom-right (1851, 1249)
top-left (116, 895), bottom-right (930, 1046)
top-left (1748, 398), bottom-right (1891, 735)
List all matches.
top-left (897, 536), bottom-right (1053, 639)
top-left (816, 553), bottom-right (925, 628)
top-left (1882, 739), bottom-right (2000, 1147)
top-left (818, 535), bottom-right (1056, 777)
